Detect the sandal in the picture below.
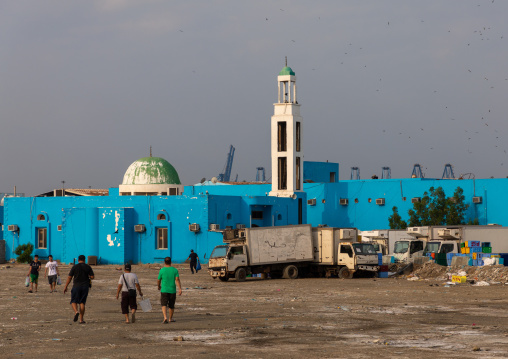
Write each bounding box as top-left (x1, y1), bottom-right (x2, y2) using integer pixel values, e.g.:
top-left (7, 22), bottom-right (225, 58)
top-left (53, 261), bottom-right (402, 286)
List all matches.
top-left (162, 319), bottom-right (168, 324)
top-left (73, 312), bottom-right (79, 322)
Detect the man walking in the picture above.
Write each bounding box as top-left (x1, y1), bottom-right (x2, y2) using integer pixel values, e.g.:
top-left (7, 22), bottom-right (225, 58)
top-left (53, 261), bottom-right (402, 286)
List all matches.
top-left (63, 255), bottom-right (94, 324)
top-left (116, 263), bottom-right (143, 324)
top-left (27, 255), bottom-right (41, 293)
top-left (157, 257), bottom-right (182, 323)
top-left (186, 249), bottom-right (199, 274)
top-left (44, 255), bottom-right (60, 293)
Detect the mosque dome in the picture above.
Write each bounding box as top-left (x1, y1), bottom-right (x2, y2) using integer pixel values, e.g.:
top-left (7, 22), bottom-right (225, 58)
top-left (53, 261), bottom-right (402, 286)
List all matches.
top-left (279, 66), bottom-right (295, 76)
top-left (122, 157), bottom-right (181, 185)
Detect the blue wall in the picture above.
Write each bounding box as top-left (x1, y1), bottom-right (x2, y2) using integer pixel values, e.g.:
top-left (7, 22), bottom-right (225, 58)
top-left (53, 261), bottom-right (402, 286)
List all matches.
top-left (304, 161), bottom-right (338, 183)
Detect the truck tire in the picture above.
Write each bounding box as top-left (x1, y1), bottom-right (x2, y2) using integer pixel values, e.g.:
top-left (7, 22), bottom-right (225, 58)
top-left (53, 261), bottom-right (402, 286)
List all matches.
top-left (219, 276), bottom-right (229, 282)
top-left (235, 268), bottom-right (247, 282)
top-left (338, 267), bottom-right (353, 279)
top-left (282, 265), bottom-right (299, 279)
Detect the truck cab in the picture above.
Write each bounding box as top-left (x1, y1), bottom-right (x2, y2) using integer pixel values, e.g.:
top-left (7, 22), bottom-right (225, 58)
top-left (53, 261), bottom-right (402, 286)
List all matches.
top-left (423, 241), bottom-right (458, 255)
top-left (335, 242), bottom-right (379, 278)
top-left (208, 243), bottom-right (248, 281)
top-left (393, 239), bottom-right (425, 263)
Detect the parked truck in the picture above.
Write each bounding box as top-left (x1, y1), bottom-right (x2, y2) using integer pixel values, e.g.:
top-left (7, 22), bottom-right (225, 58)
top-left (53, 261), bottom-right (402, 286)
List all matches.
top-left (311, 227), bottom-right (379, 278)
top-left (359, 229), bottom-right (409, 255)
top-left (208, 225), bottom-right (380, 281)
top-left (208, 224), bottom-right (314, 282)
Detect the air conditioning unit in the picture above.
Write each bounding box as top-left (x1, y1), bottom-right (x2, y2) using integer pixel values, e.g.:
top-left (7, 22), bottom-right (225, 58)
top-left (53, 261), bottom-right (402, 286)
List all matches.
top-left (407, 227), bottom-right (429, 238)
top-left (238, 230), bottom-right (246, 238)
top-left (307, 199), bottom-right (316, 206)
top-left (339, 198), bottom-right (349, 206)
top-left (236, 224), bottom-right (246, 229)
top-left (225, 226), bottom-right (233, 230)
top-left (57, 225), bottom-right (62, 231)
top-left (340, 229), bottom-right (356, 240)
top-left (437, 228), bottom-right (460, 239)
top-left (209, 224), bottom-right (220, 231)
top-left (472, 196), bottom-right (482, 204)
top-left (411, 197), bottom-right (421, 204)
top-left (375, 198), bottom-right (385, 205)
top-left (8, 225), bottom-right (18, 232)
top-left (189, 223), bottom-right (200, 232)
top-left (134, 224), bottom-right (146, 233)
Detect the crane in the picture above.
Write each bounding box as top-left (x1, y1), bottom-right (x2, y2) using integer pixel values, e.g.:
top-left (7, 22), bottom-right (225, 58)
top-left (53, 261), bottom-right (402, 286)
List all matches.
top-left (217, 145), bottom-right (235, 182)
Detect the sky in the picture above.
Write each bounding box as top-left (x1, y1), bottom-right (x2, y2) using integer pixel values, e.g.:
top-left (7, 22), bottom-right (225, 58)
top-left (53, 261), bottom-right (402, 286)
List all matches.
top-left (1, 1), bottom-right (508, 196)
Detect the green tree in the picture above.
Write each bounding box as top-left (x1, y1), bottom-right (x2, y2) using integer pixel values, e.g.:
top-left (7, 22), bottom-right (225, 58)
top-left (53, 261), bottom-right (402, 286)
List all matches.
top-left (14, 243), bottom-right (34, 263)
top-left (388, 206), bottom-right (407, 229)
top-left (446, 187), bottom-right (468, 225)
top-left (407, 186), bottom-right (469, 226)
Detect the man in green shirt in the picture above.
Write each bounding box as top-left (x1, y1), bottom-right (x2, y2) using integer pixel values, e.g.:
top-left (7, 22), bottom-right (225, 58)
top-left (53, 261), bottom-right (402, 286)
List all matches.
top-left (157, 257), bottom-right (182, 324)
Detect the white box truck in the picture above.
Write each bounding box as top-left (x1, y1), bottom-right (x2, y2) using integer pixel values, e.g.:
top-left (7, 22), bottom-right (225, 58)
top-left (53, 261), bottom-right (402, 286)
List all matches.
top-left (208, 224), bottom-right (314, 282)
top-left (311, 227), bottom-right (379, 278)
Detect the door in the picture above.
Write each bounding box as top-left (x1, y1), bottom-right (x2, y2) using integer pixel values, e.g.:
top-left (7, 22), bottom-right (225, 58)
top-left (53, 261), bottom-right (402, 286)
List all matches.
top-left (227, 246), bottom-right (247, 272)
top-left (337, 243), bottom-right (355, 269)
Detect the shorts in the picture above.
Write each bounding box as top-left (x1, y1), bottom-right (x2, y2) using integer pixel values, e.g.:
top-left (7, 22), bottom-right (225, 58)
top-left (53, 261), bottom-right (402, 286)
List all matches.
top-left (29, 274), bottom-right (39, 283)
top-left (160, 292), bottom-right (176, 309)
top-left (121, 292), bottom-right (138, 314)
top-left (48, 275), bottom-right (58, 284)
top-left (70, 285), bottom-right (89, 304)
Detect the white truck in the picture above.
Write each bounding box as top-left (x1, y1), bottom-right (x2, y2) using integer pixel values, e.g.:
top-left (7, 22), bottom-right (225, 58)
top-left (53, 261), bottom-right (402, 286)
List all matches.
top-left (208, 224), bottom-right (314, 282)
top-left (392, 227), bottom-right (429, 263)
top-left (312, 227), bottom-right (379, 278)
top-left (208, 225), bottom-right (379, 281)
top-left (359, 229), bottom-right (409, 255)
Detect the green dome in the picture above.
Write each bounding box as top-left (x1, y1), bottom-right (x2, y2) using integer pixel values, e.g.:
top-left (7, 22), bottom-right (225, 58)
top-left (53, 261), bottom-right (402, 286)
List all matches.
top-left (279, 66), bottom-right (295, 76)
top-left (122, 157), bottom-right (181, 185)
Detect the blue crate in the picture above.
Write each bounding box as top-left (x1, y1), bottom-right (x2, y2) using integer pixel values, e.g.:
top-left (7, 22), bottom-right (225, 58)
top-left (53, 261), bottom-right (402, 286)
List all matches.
top-left (378, 253), bottom-right (383, 266)
top-left (378, 271), bottom-right (389, 278)
top-left (500, 258), bottom-right (505, 265)
top-left (481, 242), bottom-right (491, 248)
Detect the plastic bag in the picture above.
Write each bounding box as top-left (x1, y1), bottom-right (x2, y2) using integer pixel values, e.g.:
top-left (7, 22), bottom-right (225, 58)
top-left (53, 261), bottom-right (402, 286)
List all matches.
top-left (196, 259), bottom-right (201, 272)
top-left (57, 276), bottom-right (62, 285)
top-left (139, 297), bottom-right (152, 312)
top-left (25, 276), bottom-right (30, 287)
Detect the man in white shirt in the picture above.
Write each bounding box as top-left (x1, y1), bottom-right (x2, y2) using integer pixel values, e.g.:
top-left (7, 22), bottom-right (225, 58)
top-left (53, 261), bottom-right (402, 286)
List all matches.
top-left (116, 264), bottom-right (143, 324)
top-left (44, 255), bottom-right (60, 293)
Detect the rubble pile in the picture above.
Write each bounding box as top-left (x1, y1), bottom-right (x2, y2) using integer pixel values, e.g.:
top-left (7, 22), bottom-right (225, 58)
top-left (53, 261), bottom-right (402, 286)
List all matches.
top-left (412, 262), bottom-right (508, 283)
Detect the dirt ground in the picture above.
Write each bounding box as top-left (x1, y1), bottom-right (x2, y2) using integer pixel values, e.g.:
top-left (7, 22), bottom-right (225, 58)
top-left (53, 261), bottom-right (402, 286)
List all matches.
top-left (1, 262), bottom-right (507, 359)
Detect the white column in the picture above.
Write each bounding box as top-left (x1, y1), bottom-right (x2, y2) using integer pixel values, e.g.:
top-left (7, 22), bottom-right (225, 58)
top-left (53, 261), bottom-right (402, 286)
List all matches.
top-left (278, 82), bottom-right (281, 103)
top-left (293, 81), bottom-right (297, 103)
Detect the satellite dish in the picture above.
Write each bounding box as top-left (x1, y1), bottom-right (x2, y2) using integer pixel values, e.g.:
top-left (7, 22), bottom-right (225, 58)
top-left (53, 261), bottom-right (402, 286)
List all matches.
top-left (211, 177), bottom-right (218, 184)
top-left (291, 194), bottom-right (297, 199)
top-left (200, 178), bottom-right (206, 184)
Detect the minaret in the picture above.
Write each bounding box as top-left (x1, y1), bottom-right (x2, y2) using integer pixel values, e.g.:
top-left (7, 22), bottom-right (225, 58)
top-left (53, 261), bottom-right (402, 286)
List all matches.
top-left (269, 59), bottom-right (303, 197)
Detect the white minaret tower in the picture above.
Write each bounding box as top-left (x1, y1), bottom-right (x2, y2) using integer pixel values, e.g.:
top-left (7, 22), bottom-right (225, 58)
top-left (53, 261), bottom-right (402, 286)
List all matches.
top-left (269, 59), bottom-right (303, 197)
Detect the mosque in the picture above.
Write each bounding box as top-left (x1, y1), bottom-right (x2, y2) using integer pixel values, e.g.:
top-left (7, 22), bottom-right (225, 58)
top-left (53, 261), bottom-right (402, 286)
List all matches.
top-left (2, 65), bottom-right (507, 264)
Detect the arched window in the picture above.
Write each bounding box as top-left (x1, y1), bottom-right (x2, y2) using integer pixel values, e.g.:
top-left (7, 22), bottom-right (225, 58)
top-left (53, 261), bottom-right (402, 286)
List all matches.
top-left (37, 214), bottom-right (46, 221)
top-left (157, 213), bottom-right (167, 221)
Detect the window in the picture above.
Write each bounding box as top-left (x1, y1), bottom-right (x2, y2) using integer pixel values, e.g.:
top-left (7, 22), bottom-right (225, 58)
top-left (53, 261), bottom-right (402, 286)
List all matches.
top-left (410, 241), bottom-right (424, 254)
top-left (296, 122), bottom-right (301, 152)
top-left (37, 214), bottom-right (45, 221)
top-left (296, 157), bottom-right (301, 190)
top-left (226, 213), bottom-right (232, 220)
top-left (278, 157), bottom-right (287, 190)
top-left (169, 188), bottom-right (177, 195)
top-left (37, 228), bottom-right (47, 249)
top-left (440, 244), bottom-right (455, 254)
top-left (251, 211), bottom-right (263, 220)
top-left (330, 172), bottom-right (336, 183)
top-left (157, 213), bottom-right (167, 221)
top-left (277, 122), bottom-right (287, 152)
top-left (340, 245), bottom-right (353, 258)
top-left (157, 228), bottom-right (168, 249)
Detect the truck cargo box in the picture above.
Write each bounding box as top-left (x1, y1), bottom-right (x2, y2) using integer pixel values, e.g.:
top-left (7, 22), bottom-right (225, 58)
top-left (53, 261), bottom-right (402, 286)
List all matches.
top-left (243, 224), bottom-right (313, 265)
top-left (312, 227), bottom-right (358, 265)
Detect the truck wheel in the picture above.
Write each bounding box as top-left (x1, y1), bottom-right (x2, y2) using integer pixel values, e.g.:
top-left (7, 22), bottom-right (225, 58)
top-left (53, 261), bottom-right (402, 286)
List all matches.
top-left (283, 265), bottom-right (299, 279)
top-left (219, 276), bottom-right (229, 282)
top-left (235, 268), bottom-right (247, 282)
top-left (338, 267), bottom-right (353, 279)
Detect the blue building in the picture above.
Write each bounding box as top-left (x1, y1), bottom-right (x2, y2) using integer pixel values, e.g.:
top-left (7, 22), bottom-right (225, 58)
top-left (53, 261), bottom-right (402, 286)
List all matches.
top-left (2, 65), bottom-right (507, 264)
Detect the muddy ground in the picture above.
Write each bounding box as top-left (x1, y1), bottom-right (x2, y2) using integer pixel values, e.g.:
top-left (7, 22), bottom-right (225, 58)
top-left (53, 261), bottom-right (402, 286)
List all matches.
top-left (1, 263), bottom-right (507, 359)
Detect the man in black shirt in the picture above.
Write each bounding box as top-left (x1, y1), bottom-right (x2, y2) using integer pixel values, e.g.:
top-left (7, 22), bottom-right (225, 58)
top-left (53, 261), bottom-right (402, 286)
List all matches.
top-left (186, 249), bottom-right (199, 274)
top-left (63, 255), bottom-right (95, 324)
top-left (27, 255), bottom-right (41, 293)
